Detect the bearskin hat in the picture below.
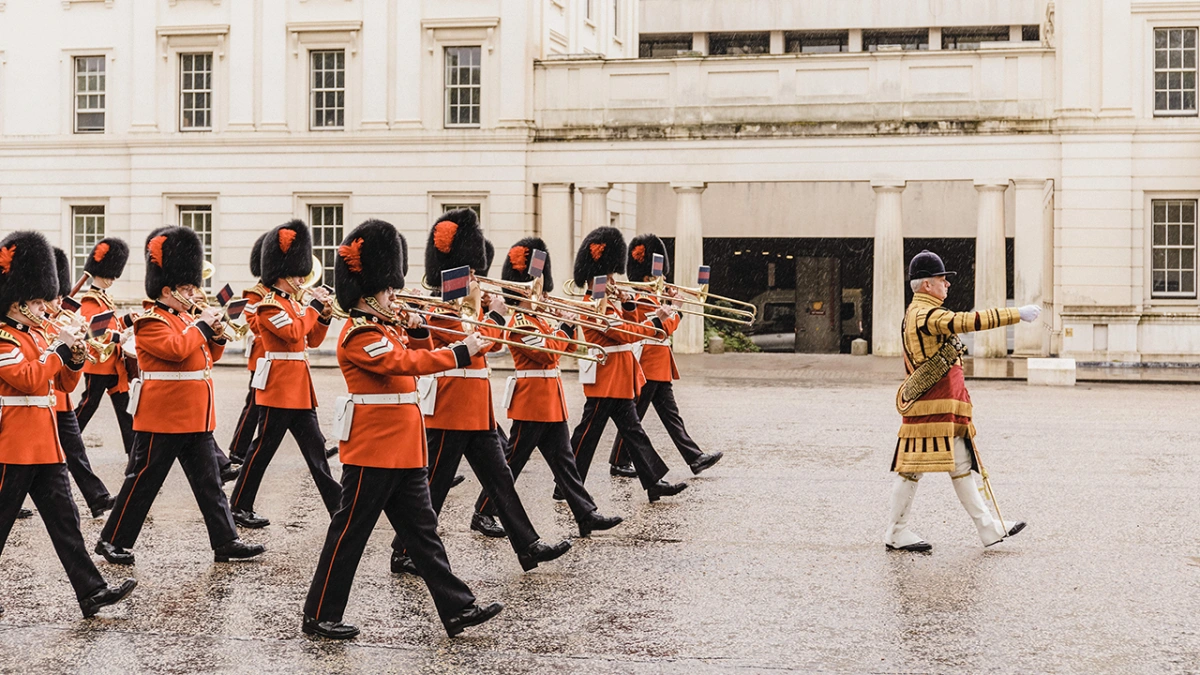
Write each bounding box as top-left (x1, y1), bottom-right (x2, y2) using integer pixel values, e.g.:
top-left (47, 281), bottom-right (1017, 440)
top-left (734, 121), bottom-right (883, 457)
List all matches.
top-left (261, 220), bottom-right (313, 286)
top-left (425, 209), bottom-right (486, 287)
top-left (83, 237), bottom-right (129, 280)
top-left (573, 226), bottom-right (626, 286)
top-left (249, 232), bottom-right (267, 282)
top-left (335, 219), bottom-right (407, 311)
top-left (481, 240), bottom-right (496, 277)
top-left (502, 238), bottom-right (554, 306)
top-left (627, 234), bottom-right (669, 282)
top-left (53, 247), bottom-right (72, 299)
top-left (0, 231), bottom-right (60, 311)
top-left (144, 226), bottom-right (204, 298)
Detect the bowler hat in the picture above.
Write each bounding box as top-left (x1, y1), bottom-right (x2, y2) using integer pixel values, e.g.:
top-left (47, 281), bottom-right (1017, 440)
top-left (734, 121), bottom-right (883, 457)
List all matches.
top-left (908, 250), bottom-right (956, 281)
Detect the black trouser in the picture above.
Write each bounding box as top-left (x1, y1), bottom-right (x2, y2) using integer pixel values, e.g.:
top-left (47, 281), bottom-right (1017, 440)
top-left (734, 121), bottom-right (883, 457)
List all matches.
top-left (570, 397), bottom-right (669, 491)
top-left (57, 411), bottom-right (111, 512)
top-left (100, 431), bottom-right (238, 550)
top-left (391, 428), bottom-right (539, 557)
top-left (610, 380), bottom-right (704, 467)
top-left (476, 420), bottom-right (597, 522)
top-left (230, 407), bottom-right (341, 515)
top-left (305, 465), bottom-right (475, 625)
top-left (228, 373), bottom-right (260, 465)
top-left (0, 462), bottom-right (107, 602)
top-left (74, 374), bottom-right (135, 454)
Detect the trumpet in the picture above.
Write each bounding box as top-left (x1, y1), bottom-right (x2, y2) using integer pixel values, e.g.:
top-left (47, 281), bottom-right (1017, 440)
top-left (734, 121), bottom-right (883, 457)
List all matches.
top-left (393, 292), bottom-right (608, 364)
top-left (42, 307), bottom-right (92, 363)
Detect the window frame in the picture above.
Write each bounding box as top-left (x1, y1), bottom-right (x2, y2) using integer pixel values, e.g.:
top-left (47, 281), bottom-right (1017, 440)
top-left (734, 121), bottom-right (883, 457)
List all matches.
top-left (294, 193), bottom-right (351, 289)
top-left (784, 30), bottom-right (850, 54)
top-left (429, 192), bottom-right (489, 237)
top-left (1148, 198), bottom-right (1198, 299)
top-left (309, 48), bottom-right (347, 131)
top-left (443, 45), bottom-right (483, 128)
top-left (708, 32), bottom-right (771, 56)
top-left (863, 29), bottom-right (930, 52)
top-left (179, 52), bottom-right (215, 132)
top-left (286, 22), bottom-right (361, 133)
top-left (70, 204), bottom-right (107, 281)
top-left (73, 55), bottom-right (107, 134)
top-left (178, 204), bottom-right (215, 289)
top-left (1152, 27), bottom-right (1199, 117)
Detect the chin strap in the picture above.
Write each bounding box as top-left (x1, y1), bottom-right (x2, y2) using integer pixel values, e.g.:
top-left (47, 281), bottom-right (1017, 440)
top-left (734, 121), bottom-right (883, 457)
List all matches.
top-left (17, 302), bottom-right (45, 328)
top-left (365, 296), bottom-right (399, 323)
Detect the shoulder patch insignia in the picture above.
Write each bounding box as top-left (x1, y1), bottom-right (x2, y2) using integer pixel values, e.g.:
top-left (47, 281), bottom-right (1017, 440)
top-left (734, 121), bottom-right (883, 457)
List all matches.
top-left (0, 327), bottom-right (19, 347)
top-left (341, 317), bottom-right (380, 346)
top-left (133, 309), bottom-right (170, 325)
top-left (257, 292), bottom-right (285, 311)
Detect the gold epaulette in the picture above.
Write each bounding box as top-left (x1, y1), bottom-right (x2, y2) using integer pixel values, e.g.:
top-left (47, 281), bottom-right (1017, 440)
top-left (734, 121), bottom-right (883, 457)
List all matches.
top-left (81, 288), bottom-right (113, 309)
top-left (513, 313), bottom-right (537, 329)
top-left (257, 292), bottom-right (285, 311)
top-left (340, 316), bottom-right (379, 346)
top-left (133, 308), bottom-right (169, 325)
top-left (245, 282), bottom-right (269, 299)
top-left (0, 326), bottom-right (20, 347)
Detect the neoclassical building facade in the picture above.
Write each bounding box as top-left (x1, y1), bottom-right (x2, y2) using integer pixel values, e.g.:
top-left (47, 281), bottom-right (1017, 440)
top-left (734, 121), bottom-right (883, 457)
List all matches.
top-left (1, 0), bottom-right (1199, 361)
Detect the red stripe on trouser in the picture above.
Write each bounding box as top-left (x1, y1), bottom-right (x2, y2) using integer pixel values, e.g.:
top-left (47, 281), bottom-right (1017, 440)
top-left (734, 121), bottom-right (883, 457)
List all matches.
top-left (111, 433), bottom-right (154, 540)
top-left (314, 470), bottom-right (362, 619)
top-left (479, 425), bottom-right (521, 513)
top-left (233, 409), bottom-right (271, 505)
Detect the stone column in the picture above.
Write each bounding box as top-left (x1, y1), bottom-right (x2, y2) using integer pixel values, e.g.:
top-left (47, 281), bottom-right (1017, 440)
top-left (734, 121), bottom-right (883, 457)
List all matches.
top-left (227, 0), bottom-right (256, 131)
top-left (129, 0), bottom-right (157, 132)
top-left (578, 183), bottom-right (611, 236)
top-left (260, 0), bottom-right (288, 131)
top-left (360, 0), bottom-right (390, 129)
top-left (539, 184), bottom-right (575, 285)
top-left (974, 181), bottom-right (1009, 358)
top-left (870, 181), bottom-right (906, 357)
top-left (672, 183), bottom-right (706, 354)
top-left (1012, 179), bottom-right (1050, 356)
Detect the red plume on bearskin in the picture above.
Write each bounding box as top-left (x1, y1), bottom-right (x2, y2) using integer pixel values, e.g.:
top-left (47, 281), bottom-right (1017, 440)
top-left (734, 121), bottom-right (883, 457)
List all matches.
top-left (0, 246), bottom-right (14, 275)
top-left (261, 220), bottom-right (313, 285)
top-left (148, 236), bottom-right (167, 268)
top-left (93, 242), bottom-right (110, 262)
top-left (84, 237), bottom-right (129, 279)
top-left (626, 234), bottom-right (670, 282)
top-left (509, 246), bottom-right (528, 272)
top-left (501, 237), bottom-right (553, 303)
top-left (278, 228), bottom-right (296, 254)
top-left (335, 219), bottom-right (406, 310)
top-left (143, 227), bottom-right (204, 299)
top-left (573, 227), bottom-right (626, 286)
top-left (339, 238), bottom-right (364, 273)
top-left (433, 221), bottom-right (458, 254)
top-left (424, 208), bottom-right (486, 287)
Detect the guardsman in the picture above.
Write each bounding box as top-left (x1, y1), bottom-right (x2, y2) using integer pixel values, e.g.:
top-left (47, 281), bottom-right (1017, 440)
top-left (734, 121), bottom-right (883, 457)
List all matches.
top-left (608, 234), bottom-right (722, 478)
top-left (229, 220), bottom-right (340, 528)
top-left (566, 227), bottom-right (686, 502)
top-left (227, 232), bottom-right (268, 467)
top-left (44, 247), bottom-right (114, 519)
top-left (95, 227), bottom-right (264, 566)
top-left (884, 250), bottom-right (1036, 552)
top-left (73, 237), bottom-right (136, 454)
top-left (470, 239), bottom-right (622, 539)
top-left (0, 230), bottom-right (136, 618)
top-left (389, 209), bottom-right (570, 576)
top-left (303, 219), bottom-right (502, 640)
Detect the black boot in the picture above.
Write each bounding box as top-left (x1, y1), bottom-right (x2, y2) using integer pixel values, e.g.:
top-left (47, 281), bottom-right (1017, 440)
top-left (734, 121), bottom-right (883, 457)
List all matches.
top-left (390, 552), bottom-right (420, 576)
top-left (444, 602), bottom-right (503, 637)
top-left (80, 578), bottom-right (137, 618)
top-left (232, 509), bottom-right (270, 529)
top-left (90, 495), bottom-right (116, 520)
top-left (470, 513), bottom-right (506, 539)
top-left (213, 539), bottom-right (266, 562)
top-left (647, 480), bottom-right (688, 503)
top-left (450, 474), bottom-right (466, 488)
top-left (325, 446), bottom-right (339, 459)
top-left (689, 451), bottom-right (724, 475)
top-left (17, 507), bottom-right (32, 519)
top-left (517, 539), bottom-right (571, 572)
top-left (220, 465), bottom-right (241, 484)
top-left (609, 463), bottom-right (638, 477)
top-left (551, 486), bottom-right (564, 501)
top-left (302, 617), bottom-right (359, 640)
top-left (95, 540), bottom-right (135, 565)
top-left (578, 512), bottom-right (623, 537)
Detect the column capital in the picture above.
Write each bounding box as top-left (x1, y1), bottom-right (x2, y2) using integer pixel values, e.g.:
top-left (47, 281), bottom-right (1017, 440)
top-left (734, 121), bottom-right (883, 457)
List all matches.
top-left (973, 179), bottom-right (1009, 192)
top-left (539, 183), bottom-right (573, 194)
top-left (870, 179), bottom-right (906, 192)
top-left (577, 182), bottom-right (612, 194)
top-left (671, 182), bottom-right (707, 193)
top-left (1010, 178), bottom-right (1047, 189)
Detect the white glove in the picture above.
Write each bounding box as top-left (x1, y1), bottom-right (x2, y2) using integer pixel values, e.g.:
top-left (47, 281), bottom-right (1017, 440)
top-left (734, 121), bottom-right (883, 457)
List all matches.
top-left (1018, 305), bottom-right (1041, 322)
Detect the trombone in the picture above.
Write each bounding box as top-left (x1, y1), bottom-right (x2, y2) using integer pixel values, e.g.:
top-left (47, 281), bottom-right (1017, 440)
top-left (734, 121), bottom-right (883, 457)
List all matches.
top-left (393, 292), bottom-right (608, 364)
top-left (474, 276), bottom-right (668, 342)
top-left (568, 276), bottom-right (758, 326)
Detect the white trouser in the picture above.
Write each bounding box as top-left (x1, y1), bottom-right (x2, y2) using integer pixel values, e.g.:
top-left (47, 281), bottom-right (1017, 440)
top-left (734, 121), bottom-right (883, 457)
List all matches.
top-left (884, 437), bottom-right (1010, 547)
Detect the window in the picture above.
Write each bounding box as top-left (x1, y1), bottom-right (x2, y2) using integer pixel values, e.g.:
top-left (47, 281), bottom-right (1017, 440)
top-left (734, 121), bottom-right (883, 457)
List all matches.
top-left (310, 49), bottom-right (345, 129)
top-left (942, 26), bottom-right (1010, 50)
top-left (72, 205), bottom-right (105, 279)
top-left (444, 46), bottom-right (481, 127)
top-left (863, 29), bottom-right (929, 52)
top-left (785, 31), bottom-right (850, 54)
top-left (639, 34), bottom-right (693, 58)
top-left (309, 205), bottom-right (344, 288)
top-left (74, 56), bottom-right (105, 133)
top-left (179, 53), bottom-right (213, 131)
top-left (442, 203), bottom-right (481, 225)
top-left (1152, 200), bottom-right (1197, 297)
top-left (709, 32), bottom-right (770, 56)
top-left (1022, 25), bottom-right (1041, 42)
top-left (179, 205), bottom-right (213, 288)
top-left (1154, 28), bottom-right (1198, 115)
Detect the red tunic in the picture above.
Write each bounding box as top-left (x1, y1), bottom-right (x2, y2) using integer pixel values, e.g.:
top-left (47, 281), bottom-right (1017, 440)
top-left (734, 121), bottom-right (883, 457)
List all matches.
top-left (629, 294), bottom-right (681, 383)
top-left (79, 288), bottom-right (131, 392)
top-left (132, 304), bottom-right (225, 434)
top-left (423, 308), bottom-right (504, 432)
top-left (506, 311), bottom-right (571, 423)
top-left (242, 283), bottom-right (268, 373)
top-left (0, 321), bottom-right (74, 464)
top-left (580, 299), bottom-right (663, 400)
top-left (254, 289), bottom-right (329, 409)
top-left (336, 314), bottom-right (467, 468)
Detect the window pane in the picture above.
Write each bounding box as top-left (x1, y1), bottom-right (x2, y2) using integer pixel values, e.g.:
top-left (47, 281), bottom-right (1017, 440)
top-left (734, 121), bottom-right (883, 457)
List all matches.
top-left (1157, 29), bottom-right (1168, 49)
top-left (1154, 224), bottom-right (1166, 245)
top-left (1154, 249), bottom-right (1166, 268)
top-left (1184, 271), bottom-right (1195, 293)
top-left (1154, 271), bottom-right (1166, 292)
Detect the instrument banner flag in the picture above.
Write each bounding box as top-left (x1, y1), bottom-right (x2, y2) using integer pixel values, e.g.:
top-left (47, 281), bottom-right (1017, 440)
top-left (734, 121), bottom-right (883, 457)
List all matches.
top-left (88, 310), bottom-right (114, 338)
top-left (224, 298), bottom-right (248, 322)
top-left (697, 266), bottom-right (711, 285)
top-left (61, 296), bottom-right (82, 313)
top-left (215, 284), bottom-right (234, 306)
top-left (652, 254), bottom-right (664, 277)
top-left (530, 250), bottom-right (547, 278)
top-left (592, 275), bottom-right (607, 301)
top-left (441, 265), bottom-right (471, 301)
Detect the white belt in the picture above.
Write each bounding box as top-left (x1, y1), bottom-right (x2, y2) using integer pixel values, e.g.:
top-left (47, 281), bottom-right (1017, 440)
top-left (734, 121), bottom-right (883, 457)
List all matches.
top-left (0, 395), bottom-right (54, 407)
top-left (641, 337), bottom-right (669, 346)
top-left (515, 369), bottom-right (560, 379)
top-left (140, 369), bottom-right (210, 381)
top-left (350, 393), bottom-right (419, 405)
top-left (434, 369), bottom-right (490, 379)
top-left (603, 344), bottom-right (638, 354)
top-left (265, 351), bottom-right (308, 362)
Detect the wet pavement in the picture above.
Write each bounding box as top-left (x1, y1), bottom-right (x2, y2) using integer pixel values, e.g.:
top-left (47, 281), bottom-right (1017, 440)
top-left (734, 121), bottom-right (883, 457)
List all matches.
top-left (1, 356), bottom-right (1198, 673)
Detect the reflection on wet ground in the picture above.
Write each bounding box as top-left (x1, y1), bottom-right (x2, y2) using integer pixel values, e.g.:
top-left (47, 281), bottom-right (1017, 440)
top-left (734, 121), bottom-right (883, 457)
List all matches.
top-left (1, 359), bottom-right (1198, 673)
